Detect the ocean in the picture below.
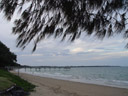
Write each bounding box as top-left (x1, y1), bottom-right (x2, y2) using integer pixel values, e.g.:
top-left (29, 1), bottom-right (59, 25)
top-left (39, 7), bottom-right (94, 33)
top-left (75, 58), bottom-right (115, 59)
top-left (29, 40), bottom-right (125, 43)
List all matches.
top-left (18, 66), bottom-right (128, 89)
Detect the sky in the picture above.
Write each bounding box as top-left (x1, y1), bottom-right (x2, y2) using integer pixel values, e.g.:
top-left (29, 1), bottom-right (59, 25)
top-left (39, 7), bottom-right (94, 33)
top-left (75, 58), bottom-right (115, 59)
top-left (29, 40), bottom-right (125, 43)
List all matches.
top-left (0, 13), bottom-right (128, 66)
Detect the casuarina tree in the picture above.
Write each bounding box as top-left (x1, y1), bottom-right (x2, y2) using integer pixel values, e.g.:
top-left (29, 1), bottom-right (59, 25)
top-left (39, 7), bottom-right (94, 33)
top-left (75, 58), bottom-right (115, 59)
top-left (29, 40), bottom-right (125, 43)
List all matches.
top-left (0, 0), bottom-right (128, 51)
top-left (0, 41), bottom-right (17, 67)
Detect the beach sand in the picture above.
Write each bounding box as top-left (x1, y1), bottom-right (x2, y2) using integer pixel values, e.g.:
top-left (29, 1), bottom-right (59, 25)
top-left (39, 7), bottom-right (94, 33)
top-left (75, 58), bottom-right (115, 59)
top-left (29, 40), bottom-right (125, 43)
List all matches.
top-left (12, 72), bottom-right (128, 96)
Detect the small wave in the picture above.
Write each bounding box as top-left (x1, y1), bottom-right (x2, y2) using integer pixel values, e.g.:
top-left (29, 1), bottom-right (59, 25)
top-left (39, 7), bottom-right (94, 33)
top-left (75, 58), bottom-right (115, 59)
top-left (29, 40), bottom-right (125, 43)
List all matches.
top-left (112, 80), bottom-right (128, 84)
top-left (41, 72), bottom-right (73, 78)
top-left (18, 68), bottom-right (128, 89)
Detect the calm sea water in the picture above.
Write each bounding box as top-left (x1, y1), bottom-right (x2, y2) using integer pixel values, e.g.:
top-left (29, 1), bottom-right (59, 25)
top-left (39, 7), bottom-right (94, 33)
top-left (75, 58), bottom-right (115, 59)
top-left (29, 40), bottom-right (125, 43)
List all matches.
top-left (18, 67), bottom-right (128, 88)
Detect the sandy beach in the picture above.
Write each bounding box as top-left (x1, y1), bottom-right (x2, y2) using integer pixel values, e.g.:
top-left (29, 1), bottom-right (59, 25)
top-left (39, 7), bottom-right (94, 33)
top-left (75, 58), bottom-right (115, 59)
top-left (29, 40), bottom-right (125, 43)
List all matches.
top-left (12, 72), bottom-right (128, 96)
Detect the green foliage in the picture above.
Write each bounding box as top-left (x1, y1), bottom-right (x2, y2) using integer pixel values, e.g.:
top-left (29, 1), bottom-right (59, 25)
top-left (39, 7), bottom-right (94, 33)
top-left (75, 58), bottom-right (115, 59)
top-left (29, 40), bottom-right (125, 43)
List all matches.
top-left (0, 77), bottom-right (14, 91)
top-left (0, 41), bottom-right (18, 67)
top-left (0, 69), bottom-right (35, 92)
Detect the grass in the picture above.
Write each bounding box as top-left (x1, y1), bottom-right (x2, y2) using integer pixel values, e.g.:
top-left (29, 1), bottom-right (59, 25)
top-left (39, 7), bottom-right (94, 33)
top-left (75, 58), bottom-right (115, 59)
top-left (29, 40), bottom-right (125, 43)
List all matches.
top-left (0, 69), bottom-right (35, 92)
top-left (0, 77), bottom-right (14, 91)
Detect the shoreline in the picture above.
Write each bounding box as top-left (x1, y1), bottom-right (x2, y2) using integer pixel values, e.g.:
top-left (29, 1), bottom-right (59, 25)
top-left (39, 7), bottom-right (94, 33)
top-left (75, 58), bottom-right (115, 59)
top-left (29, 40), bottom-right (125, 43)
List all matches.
top-left (17, 70), bottom-right (128, 89)
top-left (12, 71), bottom-right (128, 96)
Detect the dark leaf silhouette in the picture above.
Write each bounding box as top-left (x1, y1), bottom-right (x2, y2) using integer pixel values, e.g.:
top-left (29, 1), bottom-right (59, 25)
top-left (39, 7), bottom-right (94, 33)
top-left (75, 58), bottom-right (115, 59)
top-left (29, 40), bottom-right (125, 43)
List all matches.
top-left (0, 41), bottom-right (19, 67)
top-left (0, 0), bottom-right (128, 51)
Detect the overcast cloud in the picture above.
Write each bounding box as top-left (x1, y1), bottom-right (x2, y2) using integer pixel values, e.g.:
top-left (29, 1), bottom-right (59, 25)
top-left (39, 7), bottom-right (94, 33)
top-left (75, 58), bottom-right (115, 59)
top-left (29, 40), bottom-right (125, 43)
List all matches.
top-left (0, 13), bottom-right (128, 66)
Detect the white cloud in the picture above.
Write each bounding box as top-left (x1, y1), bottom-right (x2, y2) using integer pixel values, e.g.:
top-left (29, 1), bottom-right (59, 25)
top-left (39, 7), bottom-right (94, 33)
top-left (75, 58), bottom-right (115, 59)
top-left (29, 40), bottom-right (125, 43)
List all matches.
top-left (88, 51), bottom-right (128, 60)
top-left (70, 47), bottom-right (85, 53)
top-left (103, 51), bottom-right (128, 57)
top-left (21, 54), bottom-right (43, 57)
top-left (65, 39), bottom-right (106, 54)
top-left (0, 11), bottom-right (128, 66)
top-left (87, 49), bottom-right (104, 52)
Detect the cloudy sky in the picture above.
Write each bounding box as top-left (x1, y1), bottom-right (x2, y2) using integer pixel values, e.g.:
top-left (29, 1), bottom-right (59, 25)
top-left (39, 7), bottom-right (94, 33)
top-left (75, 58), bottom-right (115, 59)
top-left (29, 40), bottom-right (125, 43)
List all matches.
top-left (0, 13), bottom-right (128, 66)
